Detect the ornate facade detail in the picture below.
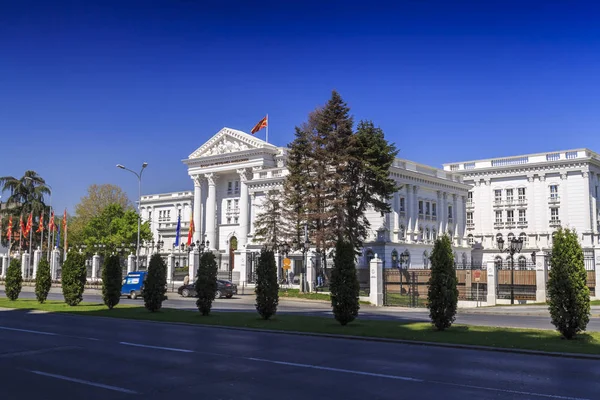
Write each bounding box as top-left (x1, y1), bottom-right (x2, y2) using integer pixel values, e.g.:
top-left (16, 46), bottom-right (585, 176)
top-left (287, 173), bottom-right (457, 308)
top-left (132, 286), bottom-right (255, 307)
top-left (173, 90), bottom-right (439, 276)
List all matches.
top-left (560, 173), bottom-right (568, 180)
top-left (192, 175), bottom-right (203, 186)
top-left (203, 138), bottom-right (250, 157)
top-left (204, 173), bottom-right (217, 186)
top-left (237, 168), bottom-right (250, 182)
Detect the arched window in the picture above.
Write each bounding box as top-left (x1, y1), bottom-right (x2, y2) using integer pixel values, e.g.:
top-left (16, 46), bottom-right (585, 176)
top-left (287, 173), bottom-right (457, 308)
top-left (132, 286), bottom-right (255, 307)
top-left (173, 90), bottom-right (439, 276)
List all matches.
top-left (365, 249), bottom-right (374, 267)
top-left (432, 229), bottom-right (437, 240)
top-left (467, 234), bottom-right (474, 245)
top-left (423, 251), bottom-right (429, 269)
top-left (495, 256), bottom-right (503, 268)
top-left (519, 232), bottom-right (527, 247)
top-left (496, 233), bottom-right (503, 244)
top-left (518, 255), bottom-right (527, 270)
top-left (425, 228), bottom-right (430, 241)
top-left (391, 249), bottom-right (399, 268)
top-left (462, 253), bottom-right (467, 268)
top-left (508, 233), bottom-right (515, 243)
top-left (399, 225), bottom-right (405, 239)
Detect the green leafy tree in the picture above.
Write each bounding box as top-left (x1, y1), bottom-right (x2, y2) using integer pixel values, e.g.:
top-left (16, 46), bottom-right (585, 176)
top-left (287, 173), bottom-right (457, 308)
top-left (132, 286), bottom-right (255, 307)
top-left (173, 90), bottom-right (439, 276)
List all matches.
top-left (143, 254), bottom-right (167, 312)
top-left (195, 252), bottom-right (218, 316)
top-left (427, 235), bottom-right (459, 331)
top-left (329, 239), bottom-right (360, 325)
top-left (5, 258), bottom-right (23, 300)
top-left (253, 190), bottom-right (287, 247)
top-left (35, 258), bottom-right (52, 303)
top-left (102, 254), bottom-right (123, 309)
top-left (255, 248), bottom-right (279, 320)
top-left (547, 228), bottom-right (590, 339)
top-left (61, 251), bottom-right (87, 306)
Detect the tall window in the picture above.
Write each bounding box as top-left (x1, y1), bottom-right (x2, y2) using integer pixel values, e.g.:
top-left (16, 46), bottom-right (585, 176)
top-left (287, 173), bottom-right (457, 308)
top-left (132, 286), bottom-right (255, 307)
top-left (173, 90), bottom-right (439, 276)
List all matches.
top-left (227, 182), bottom-right (233, 194)
top-left (399, 197), bottom-right (405, 212)
top-left (227, 200), bottom-right (232, 210)
top-left (550, 185), bottom-right (558, 199)
top-left (518, 209), bottom-right (526, 222)
top-left (448, 205), bottom-right (453, 221)
top-left (518, 256), bottom-right (527, 270)
top-left (234, 180), bottom-right (240, 193)
top-left (551, 207), bottom-right (559, 221)
top-left (425, 202), bottom-right (430, 215)
top-left (519, 232), bottom-right (527, 246)
top-left (418, 201), bottom-right (423, 215)
top-left (234, 199), bottom-right (239, 211)
top-left (506, 188), bottom-right (514, 203)
top-left (468, 234), bottom-right (474, 245)
top-left (518, 187), bottom-right (526, 201)
top-left (466, 212), bottom-right (473, 225)
top-left (432, 203), bottom-right (437, 216)
top-left (494, 189), bottom-right (502, 202)
top-left (467, 191), bottom-right (473, 203)
top-left (495, 211), bottom-right (502, 223)
top-left (506, 210), bottom-right (514, 223)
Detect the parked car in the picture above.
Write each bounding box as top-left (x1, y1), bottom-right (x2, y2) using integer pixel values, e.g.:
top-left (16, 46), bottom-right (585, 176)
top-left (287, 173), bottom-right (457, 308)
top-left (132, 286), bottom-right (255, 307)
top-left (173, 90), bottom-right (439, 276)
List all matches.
top-left (121, 271), bottom-right (148, 299)
top-left (177, 279), bottom-right (237, 299)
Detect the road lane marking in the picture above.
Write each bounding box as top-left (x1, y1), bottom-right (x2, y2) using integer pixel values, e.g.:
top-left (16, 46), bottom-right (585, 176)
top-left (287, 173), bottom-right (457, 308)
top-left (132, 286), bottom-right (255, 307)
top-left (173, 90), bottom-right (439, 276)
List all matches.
top-left (0, 326), bottom-right (57, 336)
top-left (119, 341), bottom-right (195, 353)
top-left (29, 370), bottom-right (138, 394)
top-left (0, 346), bottom-right (78, 359)
top-left (246, 357), bottom-right (423, 382)
top-left (431, 380), bottom-right (590, 400)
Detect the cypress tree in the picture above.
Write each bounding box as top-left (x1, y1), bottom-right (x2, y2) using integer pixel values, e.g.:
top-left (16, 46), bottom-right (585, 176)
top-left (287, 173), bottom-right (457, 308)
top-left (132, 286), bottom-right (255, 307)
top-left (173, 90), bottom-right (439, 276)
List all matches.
top-left (35, 258), bottom-right (52, 303)
top-left (143, 253), bottom-right (167, 312)
top-left (255, 248), bottom-right (279, 320)
top-left (5, 258), bottom-right (23, 301)
top-left (195, 252), bottom-right (218, 316)
top-left (427, 235), bottom-right (459, 330)
top-left (547, 228), bottom-right (590, 339)
top-left (102, 254), bottom-right (122, 310)
top-left (61, 251), bottom-right (87, 306)
top-left (330, 239), bottom-right (360, 325)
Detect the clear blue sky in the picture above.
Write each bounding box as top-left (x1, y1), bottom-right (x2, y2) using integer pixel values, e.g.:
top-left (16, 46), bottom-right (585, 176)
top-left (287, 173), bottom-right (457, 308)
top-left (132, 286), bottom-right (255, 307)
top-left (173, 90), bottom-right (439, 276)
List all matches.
top-left (1, 0), bottom-right (599, 214)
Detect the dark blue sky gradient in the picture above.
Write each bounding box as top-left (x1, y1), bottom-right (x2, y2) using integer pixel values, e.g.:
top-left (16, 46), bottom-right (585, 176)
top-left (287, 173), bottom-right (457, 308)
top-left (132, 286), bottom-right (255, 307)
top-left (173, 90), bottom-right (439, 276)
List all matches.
top-left (1, 0), bottom-right (599, 212)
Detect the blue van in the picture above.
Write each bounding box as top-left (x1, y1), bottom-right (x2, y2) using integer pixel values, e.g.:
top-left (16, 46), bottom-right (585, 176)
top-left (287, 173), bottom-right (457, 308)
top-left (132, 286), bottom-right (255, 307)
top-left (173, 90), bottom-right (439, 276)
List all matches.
top-left (121, 271), bottom-right (148, 299)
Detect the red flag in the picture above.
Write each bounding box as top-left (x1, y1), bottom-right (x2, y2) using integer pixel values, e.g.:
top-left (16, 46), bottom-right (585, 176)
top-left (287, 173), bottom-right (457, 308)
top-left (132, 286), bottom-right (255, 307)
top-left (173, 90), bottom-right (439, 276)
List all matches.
top-left (6, 216), bottom-right (12, 241)
top-left (49, 210), bottom-right (55, 232)
top-left (62, 209), bottom-right (67, 231)
top-left (37, 212), bottom-right (44, 233)
top-left (187, 211), bottom-right (195, 246)
top-left (19, 215), bottom-right (25, 237)
top-left (250, 115), bottom-right (268, 134)
top-left (24, 213), bottom-right (33, 236)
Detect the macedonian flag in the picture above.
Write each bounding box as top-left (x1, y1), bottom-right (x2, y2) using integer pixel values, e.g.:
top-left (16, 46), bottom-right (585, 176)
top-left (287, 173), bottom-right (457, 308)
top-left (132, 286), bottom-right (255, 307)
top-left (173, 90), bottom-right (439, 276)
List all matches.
top-left (250, 115), bottom-right (268, 134)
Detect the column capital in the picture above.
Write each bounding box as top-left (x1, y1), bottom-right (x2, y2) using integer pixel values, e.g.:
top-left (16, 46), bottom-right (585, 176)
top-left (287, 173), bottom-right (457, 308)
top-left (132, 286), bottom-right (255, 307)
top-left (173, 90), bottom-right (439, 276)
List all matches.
top-left (412, 185), bottom-right (419, 193)
top-left (452, 193), bottom-right (457, 201)
top-left (237, 168), bottom-right (250, 182)
top-left (204, 173), bottom-right (217, 186)
top-left (560, 172), bottom-right (568, 180)
top-left (442, 192), bottom-right (448, 200)
top-left (527, 175), bottom-right (535, 183)
top-left (192, 175), bottom-right (203, 186)
top-left (437, 190), bottom-right (442, 198)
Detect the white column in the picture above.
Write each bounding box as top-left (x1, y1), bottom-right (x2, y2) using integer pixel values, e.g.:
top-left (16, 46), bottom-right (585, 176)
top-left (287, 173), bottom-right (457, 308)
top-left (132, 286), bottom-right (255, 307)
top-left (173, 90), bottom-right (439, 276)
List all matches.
top-left (440, 192), bottom-right (447, 235)
top-left (453, 193), bottom-right (459, 242)
top-left (237, 168), bottom-right (250, 248)
top-left (249, 193), bottom-right (257, 239)
top-left (33, 247), bottom-right (41, 278)
top-left (406, 185), bottom-right (413, 242)
top-left (188, 248), bottom-right (199, 282)
top-left (51, 248), bottom-right (60, 280)
top-left (436, 190), bottom-right (443, 235)
top-left (412, 185), bottom-right (419, 240)
top-left (205, 173), bottom-right (217, 249)
top-left (535, 251), bottom-right (547, 303)
top-left (21, 252), bottom-right (29, 278)
top-left (369, 255), bottom-right (384, 306)
top-left (193, 176), bottom-right (202, 243)
top-left (486, 260), bottom-right (497, 305)
top-left (127, 254), bottom-right (135, 274)
top-left (595, 249), bottom-right (600, 300)
top-left (459, 195), bottom-right (467, 242)
top-left (1, 255), bottom-right (8, 278)
top-left (166, 251), bottom-right (174, 283)
top-left (92, 254), bottom-right (100, 280)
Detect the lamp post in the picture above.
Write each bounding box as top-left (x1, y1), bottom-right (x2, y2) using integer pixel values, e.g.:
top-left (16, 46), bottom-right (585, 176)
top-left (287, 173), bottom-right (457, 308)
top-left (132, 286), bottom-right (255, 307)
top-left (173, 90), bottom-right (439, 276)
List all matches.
top-left (496, 237), bottom-right (523, 305)
top-left (398, 250), bottom-right (410, 295)
top-left (116, 162), bottom-right (148, 271)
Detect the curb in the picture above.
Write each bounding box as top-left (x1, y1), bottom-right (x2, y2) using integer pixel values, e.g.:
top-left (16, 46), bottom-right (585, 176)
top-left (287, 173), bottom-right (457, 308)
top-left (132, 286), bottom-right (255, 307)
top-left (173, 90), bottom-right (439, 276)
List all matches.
top-left (5, 306), bottom-right (599, 361)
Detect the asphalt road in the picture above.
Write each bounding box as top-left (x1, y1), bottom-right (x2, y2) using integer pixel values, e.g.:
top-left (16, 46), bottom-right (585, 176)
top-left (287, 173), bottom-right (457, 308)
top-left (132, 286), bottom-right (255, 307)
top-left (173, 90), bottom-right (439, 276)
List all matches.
top-left (0, 308), bottom-right (599, 400)
top-left (6, 288), bottom-right (600, 332)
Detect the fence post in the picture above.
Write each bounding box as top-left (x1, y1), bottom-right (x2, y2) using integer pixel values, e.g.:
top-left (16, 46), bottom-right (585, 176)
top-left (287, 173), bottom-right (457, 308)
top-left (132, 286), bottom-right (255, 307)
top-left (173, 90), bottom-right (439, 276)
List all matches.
top-left (486, 260), bottom-right (497, 305)
top-left (167, 253), bottom-right (175, 283)
top-left (33, 247), bottom-right (42, 279)
top-left (369, 254), bottom-right (384, 306)
top-left (126, 254), bottom-right (135, 274)
top-left (92, 253), bottom-right (100, 281)
top-left (595, 249), bottom-right (600, 300)
top-left (535, 251), bottom-right (547, 303)
top-left (1, 255), bottom-right (8, 278)
top-left (21, 252), bottom-right (29, 279)
top-left (51, 247), bottom-right (60, 280)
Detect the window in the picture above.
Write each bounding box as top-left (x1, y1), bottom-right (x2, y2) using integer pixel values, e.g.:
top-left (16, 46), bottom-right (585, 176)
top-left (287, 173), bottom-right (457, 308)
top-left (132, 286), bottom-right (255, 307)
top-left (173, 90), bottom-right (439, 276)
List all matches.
top-left (506, 210), bottom-right (514, 223)
top-left (467, 191), bottom-right (473, 202)
top-left (519, 233), bottom-right (527, 246)
top-left (518, 187), bottom-right (526, 201)
top-left (178, 209), bottom-right (181, 217)
top-left (506, 188), bottom-right (514, 202)
top-left (399, 197), bottom-right (405, 212)
top-left (508, 233), bottom-right (515, 242)
top-left (495, 211), bottom-right (502, 223)
top-left (227, 182), bottom-right (233, 194)
top-left (494, 189), bottom-right (502, 202)
top-left (550, 185), bottom-right (558, 199)
top-left (468, 234), bottom-right (474, 245)
top-left (226, 217), bottom-right (231, 224)
top-left (432, 203), bottom-right (437, 216)
top-left (467, 212), bottom-right (473, 225)
top-left (448, 205), bottom-right (453, 221)
top-left (399, 225), bottom-right (405, 239)
top-left (518, 209), bottom-right (526, 222)
top-left (425, 228), bottom-right (430, 241)
top-left (425, 202), bottom-right (430, 215)
top-left (432, 229), bottom-right (437, 240)
top-left (148, 211), bottom-right (152, 222)
top-left (234, 216), bottom-right (239, 224)
top-left (418, 201), bottom-right (423, 215)
top-left (551, 207), bottom-right (559, 221)
top-left (234, 180), bottom-right (240, 193)
top-left (234, 199), bottom-right (239, 211)
top-left (518, 256), bottom-right (527, 270)
top-left (227, 200), bottom-right (232, 210)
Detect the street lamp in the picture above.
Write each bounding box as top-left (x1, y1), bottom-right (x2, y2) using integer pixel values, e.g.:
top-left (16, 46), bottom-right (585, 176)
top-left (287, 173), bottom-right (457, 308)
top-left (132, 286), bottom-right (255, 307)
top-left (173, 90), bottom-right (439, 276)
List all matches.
top-left (398, 250), bottom-right (410, 295)
top-left (116, 162), bottom-right (148, 271)
top-left (496, 236), bottom-right (523, 305)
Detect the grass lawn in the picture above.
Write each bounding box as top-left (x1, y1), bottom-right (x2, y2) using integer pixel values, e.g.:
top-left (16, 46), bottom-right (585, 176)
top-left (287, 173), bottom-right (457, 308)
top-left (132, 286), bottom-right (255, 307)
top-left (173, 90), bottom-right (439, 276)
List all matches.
top-left (1, 298), bottom-right (599, 356)
top-left (591, 300), bottom-right (600, 306)
top-left (278, 289), bottom-right (370, 305)
top-left (384, 293), bottom-right (428, 308)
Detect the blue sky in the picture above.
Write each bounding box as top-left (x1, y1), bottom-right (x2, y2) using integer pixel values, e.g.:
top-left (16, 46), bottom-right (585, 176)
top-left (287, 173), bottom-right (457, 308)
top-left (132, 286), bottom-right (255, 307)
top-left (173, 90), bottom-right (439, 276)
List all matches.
top-left (1, 0), bottom-right (599, 214)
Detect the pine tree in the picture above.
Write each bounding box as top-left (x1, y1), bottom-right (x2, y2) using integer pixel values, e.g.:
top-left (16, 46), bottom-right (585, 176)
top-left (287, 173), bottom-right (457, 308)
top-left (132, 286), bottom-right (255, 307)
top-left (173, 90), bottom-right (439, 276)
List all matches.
top-left (102, 254), bottom-right (122, 309)
top-left (427, 235), bottom-right (459, 330)
top-left (61, 251), bottom-right (87, 306)
top-left (255, 248), bottom-right (279, 320)
top-left (35, 258), bottom-right (52, 303)
top-left (5, 258), bottom-right (23, 301)
top-left (195, 252), bottom-right (218, 316)
top-left (253, 190), bottom-right (286, 247)
top-left (547, 228), bottom-right (590, 339)
top-left (143, 253), bottom-right (167, 312)
top-left (330, 239), bottom-right (360, 325)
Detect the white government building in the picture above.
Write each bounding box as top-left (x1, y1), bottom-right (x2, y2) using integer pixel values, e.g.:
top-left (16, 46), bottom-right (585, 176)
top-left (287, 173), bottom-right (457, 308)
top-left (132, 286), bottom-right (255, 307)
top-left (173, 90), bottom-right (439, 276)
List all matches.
top-left (140, 127), bottom-right (472, 287)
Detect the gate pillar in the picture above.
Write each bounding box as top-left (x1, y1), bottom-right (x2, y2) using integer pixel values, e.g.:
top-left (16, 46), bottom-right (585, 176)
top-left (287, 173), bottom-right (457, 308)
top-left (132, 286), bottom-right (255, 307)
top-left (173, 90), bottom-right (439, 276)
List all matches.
top-left (369, 255), bottom-right (384, 306)
top-left (486, 260), bottom-right (497, 305)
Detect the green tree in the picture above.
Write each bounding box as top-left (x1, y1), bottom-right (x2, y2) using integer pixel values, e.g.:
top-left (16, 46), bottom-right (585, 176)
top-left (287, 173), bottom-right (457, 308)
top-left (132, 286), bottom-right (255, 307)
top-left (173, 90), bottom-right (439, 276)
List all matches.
top-left (547, 228), bottom-right (591, 339)
top-left (61, 251), bottom-right (87, 306)
top-left (143, 254), bottom-right (167, 312)
top-left (5, 258), bottom-right (23, 300)
top-left (195, 252), bottom-right (218, 316)
top-left (102, 254), bottom-right (123, 309)
top-left (255, 248), bottom-right (279, 320)
top-left (35, 258), bottom-right (52, 303)
top-left (329, 239), bottom-right (360, 325)
top-left (427, 235), bottom-right (459, 331)
top-left (253, 190), bottom-right (287, 247)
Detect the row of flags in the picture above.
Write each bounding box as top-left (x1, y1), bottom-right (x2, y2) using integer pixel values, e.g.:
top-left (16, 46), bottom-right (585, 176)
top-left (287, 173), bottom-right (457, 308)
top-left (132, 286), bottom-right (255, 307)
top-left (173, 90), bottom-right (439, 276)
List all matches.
top-left (174, 211), bottom-right (195, 248)
top-left (3, 209), bottom-right (67, 247)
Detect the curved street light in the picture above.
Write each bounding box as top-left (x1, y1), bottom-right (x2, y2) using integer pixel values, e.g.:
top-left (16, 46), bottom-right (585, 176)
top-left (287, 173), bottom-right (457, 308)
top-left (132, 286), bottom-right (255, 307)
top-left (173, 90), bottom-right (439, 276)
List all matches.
top-left (116, 162), bottom-right (148, 271)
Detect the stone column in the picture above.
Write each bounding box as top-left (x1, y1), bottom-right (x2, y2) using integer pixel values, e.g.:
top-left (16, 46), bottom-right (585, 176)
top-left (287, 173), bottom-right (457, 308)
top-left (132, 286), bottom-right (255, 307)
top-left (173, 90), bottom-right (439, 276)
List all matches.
top-left (412, 185), bottom-right (419, 241)
top-left (127, 254), bottom-right (135, 274)
top-left (486, 260), bottom-right (497, 305)
top-left (92, 253), bottom-right (100, 280)
top-left (204, 173), bottom-right (217, 250)
top-left (436, 190), bottom-right (443, 236)
top-left (452, 193), bottom-right (459, 242)
top-left (237, 168), bottom-right (250, 248)
top-left (535, 251), bottom-right (547, 303)
top-left (21, 252), bottom-right (29, 278)
top-left (167, 252), bottom-right (175, 283)
top-left (306, 253), bottom-right (315, 292)
top-left (51, 248), bottom-right (60, 280)
top-left (188, 248), bottom-right (199, 282)
top-left (405, 185), bottom-right (412, 242)
top-left (1, 255), bottom-right (8, 278)
top-left (441, 192), bottom-right (448, 235)
top-left (369, 255), bottom-right (384, 306)
top-left (595, 249), bottom-right (600, 300)
top-left (33, 247), bottom-right (42, 279)
top-left (248, 193), bottom-right (257, 239)
top-left (192, 175), bottom-right (202, 243)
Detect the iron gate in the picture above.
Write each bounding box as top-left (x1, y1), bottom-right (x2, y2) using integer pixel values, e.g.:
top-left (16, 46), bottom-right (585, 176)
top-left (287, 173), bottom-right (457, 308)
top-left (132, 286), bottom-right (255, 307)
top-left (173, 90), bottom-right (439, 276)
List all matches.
top-left (383, 269), bottom-right (430, 307)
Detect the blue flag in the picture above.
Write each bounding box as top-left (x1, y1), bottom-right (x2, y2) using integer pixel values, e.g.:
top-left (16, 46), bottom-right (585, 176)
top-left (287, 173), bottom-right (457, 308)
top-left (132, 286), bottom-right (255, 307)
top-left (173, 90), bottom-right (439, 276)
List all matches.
top-left (174, 215), bottom-right (181, 247)
top-left (55, 224), bottom-right (61, 248)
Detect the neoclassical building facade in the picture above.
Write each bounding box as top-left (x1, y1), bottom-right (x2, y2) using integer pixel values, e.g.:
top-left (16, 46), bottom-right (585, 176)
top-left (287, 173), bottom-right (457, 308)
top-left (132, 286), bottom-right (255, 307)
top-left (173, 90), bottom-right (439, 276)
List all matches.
top-left (443, 148), bottom-right (600, 268)
top-left (141, 127), bottom-right (472, 285)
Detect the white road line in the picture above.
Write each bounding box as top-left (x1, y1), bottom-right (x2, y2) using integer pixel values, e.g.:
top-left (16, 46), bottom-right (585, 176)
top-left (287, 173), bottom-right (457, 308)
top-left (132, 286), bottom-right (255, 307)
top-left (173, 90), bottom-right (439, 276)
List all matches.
top-left (0, 346), bottom-right (78, 359)
top-left (0, 326), bottom-right (57, 336)
top-left (119, 341), bottom-right (195, 353)
top-left (433, 380), bottom-right (591, 400)
top-left (246, 357), bottom-right (423, 382)
top-left (29, 370), bottom-right (138, 394)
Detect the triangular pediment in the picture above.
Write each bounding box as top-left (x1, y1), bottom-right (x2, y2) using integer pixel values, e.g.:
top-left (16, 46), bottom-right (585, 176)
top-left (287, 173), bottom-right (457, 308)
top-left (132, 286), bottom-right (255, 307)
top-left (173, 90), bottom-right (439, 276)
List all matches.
top-left (188, 127), bottom-right (277, 159)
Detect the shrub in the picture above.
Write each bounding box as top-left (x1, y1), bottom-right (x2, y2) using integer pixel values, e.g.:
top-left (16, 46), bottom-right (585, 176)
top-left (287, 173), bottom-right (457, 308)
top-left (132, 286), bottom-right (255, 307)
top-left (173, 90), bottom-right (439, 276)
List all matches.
top-left (143, 253), bottom-right (167, 312)
top-left (35, 258), bottom-right (52, 303)
top-left (547, 228), bottom-right (590, 339)
top-left (61, 251), bottom-right (87, 306)
top-left (102, 254), bottom-right (123, 310)
top-left (255, 248), bottom-right (279, 320)
top-left (195, 252), bottom-right (218, 316)
top-left (330, 239), bottom-right (360, 325)
top-left (427, 235), bottom-right (459, 331)
top-left (5, 258), bottom-right (23, 301)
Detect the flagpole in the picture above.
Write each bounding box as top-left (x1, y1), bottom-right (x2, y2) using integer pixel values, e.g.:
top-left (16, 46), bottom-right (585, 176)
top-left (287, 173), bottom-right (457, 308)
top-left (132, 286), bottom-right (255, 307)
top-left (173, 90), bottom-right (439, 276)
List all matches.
top-left (266, 113), bottom-right (269, 143)
top-left (40, 214), bottom-right (44, 263)
top-left (28, 220), bottom-right (33, 279)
